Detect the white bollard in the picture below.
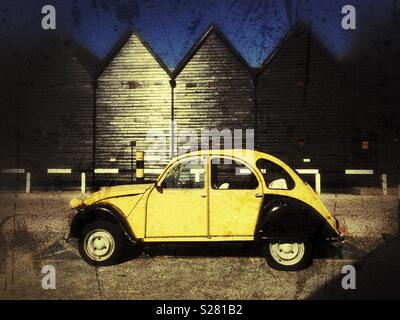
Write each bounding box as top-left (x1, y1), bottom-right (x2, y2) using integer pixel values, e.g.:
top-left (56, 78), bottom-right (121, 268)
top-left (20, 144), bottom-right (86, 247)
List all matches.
top-left (315, 173), bottom-right (321, 195)
top-left (81, 172), bottom-right (86, 194)
top-left (382, 174), bottom-right (388, 196)
top-left (26, 172), bottom-right (31, 194)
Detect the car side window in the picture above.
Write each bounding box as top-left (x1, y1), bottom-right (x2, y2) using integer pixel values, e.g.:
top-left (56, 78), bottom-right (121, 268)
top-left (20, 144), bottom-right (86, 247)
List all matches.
top-left (256, 159), bottom-right (295, 190)
top-left (211, 157), bottom-right (258, 190)
top-left (162, 157), bottom-right (205, 189)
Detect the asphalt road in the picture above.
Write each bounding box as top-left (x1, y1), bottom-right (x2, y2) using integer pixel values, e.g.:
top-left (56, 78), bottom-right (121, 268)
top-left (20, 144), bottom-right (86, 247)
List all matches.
top-left (0, 191), bottom-right (399, 299)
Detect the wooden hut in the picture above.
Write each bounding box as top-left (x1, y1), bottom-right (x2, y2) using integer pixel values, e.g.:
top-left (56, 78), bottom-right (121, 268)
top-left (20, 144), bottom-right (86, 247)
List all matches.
top-left (172, 25), bottom-right (256, 155)
top-left (0, 35), bottom-right (99, 188)
top-left (256, 25), bottom-right (352, 184)
top-left (96, 30), bottom-right (173, 184)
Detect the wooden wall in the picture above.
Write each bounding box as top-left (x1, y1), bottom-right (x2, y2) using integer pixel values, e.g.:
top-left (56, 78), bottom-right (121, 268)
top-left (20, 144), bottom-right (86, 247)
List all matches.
top-left (173, 26), bottom-right (255, 156)
top-left (0, 86), bottom-right (18, 169)
top-left (0, 26), bottom-right (356, 189)
top-left (96, 31), bottom-right (172, 183)
top-left (256, 26), bottom-right (351, 175)
top-left (0, 37), bottom-right (98, 188)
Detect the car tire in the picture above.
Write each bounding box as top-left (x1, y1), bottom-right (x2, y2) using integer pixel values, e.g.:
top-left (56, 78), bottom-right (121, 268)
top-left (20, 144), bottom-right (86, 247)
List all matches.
top-left (262, 240), bottom-right (312, 271)
top-left (78, 220), bottom-right (128, 266)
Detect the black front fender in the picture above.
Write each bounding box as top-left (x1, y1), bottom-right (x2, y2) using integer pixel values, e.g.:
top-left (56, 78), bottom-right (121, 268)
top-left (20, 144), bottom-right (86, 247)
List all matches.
top-left (255, 195), bottom-right (338, 242)
top-left (69, 203), bottom-right (136, 243)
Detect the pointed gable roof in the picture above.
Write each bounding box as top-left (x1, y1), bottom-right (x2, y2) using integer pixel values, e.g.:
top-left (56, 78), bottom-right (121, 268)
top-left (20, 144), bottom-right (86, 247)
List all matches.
top-left (172, 24), bottom-right (254, 78)
top-left (97, 29), bottom-right (173, 79)
top-left (65, 39), bottom-right (102, 78)
top-left (257, 22), bottom-right (344, 77)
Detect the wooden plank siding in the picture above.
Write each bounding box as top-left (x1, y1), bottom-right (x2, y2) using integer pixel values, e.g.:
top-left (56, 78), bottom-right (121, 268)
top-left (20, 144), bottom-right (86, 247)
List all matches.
top-left (0, 25), bottom-right (355, 189)
top-left (96, 31), bottom-right (173, 183)
top-left (351, 75), bottom-right (400, 186)
top-left (256, 26), bottom-right (352, 176)
top-left (1, 38), bottom-right (98, 188)
top-left (0, 85), bottom-right (19, 169)
top-left (173, 26), bottom-right (255, 156)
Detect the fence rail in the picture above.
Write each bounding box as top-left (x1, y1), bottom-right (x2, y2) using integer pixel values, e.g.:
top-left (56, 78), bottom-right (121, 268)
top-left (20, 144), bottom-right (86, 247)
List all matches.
top-left (1, 165), bottom-right (391, 195)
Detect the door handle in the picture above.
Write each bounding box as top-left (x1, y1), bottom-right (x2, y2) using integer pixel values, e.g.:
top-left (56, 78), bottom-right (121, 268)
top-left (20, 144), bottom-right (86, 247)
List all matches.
top-left (255, 193), bottom-right (263, 198)
top-left (200, 194), bottom-right (207, 198)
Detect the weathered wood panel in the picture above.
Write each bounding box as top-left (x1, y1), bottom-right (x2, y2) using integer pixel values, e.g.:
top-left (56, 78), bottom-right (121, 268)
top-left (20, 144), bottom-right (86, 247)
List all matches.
top-left (173, 26), bottom-right (255, 156)
top-left (0, 86), bottom-right (19, 169)
top-left (96, 31), bottom-right (172, 183)
top-left (0, 26), bottom-right (356, 189)
top-left (256, 26), bottom-right (351, 175)
top-left (1, 38), bottom-right (98, 187)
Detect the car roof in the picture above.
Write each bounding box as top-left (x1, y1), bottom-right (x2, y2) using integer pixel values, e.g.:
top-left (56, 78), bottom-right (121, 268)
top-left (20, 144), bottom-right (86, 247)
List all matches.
top-left (173, 149), bottom-right (283, 165)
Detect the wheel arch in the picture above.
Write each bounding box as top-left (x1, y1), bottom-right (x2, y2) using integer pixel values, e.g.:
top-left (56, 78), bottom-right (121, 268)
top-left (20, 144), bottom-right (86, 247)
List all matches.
top-left (255, 195), bottom-right (338, 242)
top-left (69, 204), bottom-right (136, 244)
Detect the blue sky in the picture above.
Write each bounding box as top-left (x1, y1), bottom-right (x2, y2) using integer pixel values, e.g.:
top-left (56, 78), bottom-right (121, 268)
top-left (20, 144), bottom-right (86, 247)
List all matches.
top-left (1, 0), bottom-right (399, 67)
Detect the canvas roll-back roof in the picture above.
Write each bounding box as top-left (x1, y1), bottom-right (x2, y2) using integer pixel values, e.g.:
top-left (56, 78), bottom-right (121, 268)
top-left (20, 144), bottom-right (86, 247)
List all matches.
top-left (171, 149), bottom-right (283, 166)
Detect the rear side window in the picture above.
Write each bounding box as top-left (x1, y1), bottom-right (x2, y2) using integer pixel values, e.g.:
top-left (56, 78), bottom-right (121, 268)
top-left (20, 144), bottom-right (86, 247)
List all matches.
top-left (256, 159), bottom-right (295, 190)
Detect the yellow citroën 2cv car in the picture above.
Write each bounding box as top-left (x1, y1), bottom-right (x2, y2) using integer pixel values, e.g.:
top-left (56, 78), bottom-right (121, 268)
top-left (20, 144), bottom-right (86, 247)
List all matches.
top-left (69, 149), bottom-right (342, 271)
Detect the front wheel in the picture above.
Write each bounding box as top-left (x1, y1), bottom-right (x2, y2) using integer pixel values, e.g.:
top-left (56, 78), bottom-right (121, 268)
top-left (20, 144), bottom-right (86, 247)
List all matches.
top-left (262, 241), bottom-right (312, 271)
top-left (78, 220), bottom-right (127, 266)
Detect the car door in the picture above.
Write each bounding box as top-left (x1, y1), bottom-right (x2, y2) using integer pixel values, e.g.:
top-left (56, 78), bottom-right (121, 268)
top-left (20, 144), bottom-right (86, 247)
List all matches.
top-left (145, 156), bottom-right (208, 238)
top-left (209, 156), bottom-right (263, 237)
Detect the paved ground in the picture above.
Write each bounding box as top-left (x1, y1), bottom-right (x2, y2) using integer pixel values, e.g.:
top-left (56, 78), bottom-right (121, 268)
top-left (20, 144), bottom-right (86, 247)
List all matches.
top-left (0, 191), bottom-right (399, 299)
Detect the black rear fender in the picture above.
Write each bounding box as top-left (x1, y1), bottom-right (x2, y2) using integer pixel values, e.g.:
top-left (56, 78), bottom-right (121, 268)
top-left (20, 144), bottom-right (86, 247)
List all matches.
top-left (255, 195), bottom-right (338, 242)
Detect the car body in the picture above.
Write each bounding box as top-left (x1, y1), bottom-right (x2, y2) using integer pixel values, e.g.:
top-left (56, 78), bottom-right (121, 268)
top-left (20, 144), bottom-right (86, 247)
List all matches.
top-left (69, 149), bottom-right (342, 270)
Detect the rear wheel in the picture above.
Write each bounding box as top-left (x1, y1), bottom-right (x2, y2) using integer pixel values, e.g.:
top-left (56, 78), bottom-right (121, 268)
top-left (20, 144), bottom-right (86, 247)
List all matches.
top-left (78, 220), bottom-right (126, 266)
top-left (262, 241), bottom-right (312, 271)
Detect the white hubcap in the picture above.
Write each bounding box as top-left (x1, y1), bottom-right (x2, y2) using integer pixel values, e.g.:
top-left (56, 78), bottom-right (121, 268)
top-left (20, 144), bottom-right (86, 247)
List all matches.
top-left (269, 242), bottom-right (305, 266)
top-left (84, 229), bottom-right (115, 261)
